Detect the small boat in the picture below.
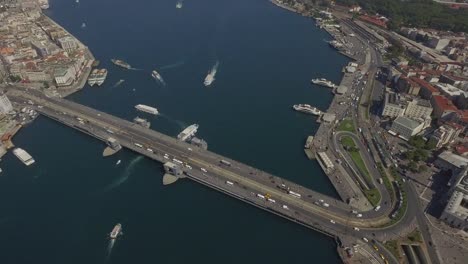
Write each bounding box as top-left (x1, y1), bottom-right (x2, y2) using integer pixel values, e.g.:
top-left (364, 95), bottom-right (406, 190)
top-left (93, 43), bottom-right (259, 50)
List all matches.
top-left (110, 223), bottom-right (122, 239)
top-left (81, 22), bottom-right (86, 28)
top-left (116, 160), bottom-right (121, 165)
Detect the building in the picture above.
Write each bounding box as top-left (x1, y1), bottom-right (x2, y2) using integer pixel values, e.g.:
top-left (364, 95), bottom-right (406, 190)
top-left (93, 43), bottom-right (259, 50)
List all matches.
top-left (0, 94), bottom-right (13, 113)
top-left (389, 116), bottom-right (425, 140)
top-left (427, 37), bottom-right (451, 51)
top-left (31, 41), bottom-right (49, 57)
top-left (57, 36), bottom-right (78, 52)
top-left (435, 151), bottom-right (468, 173)
top-left (381, 92), bottom-right (406, 118)
top-left (431, 95), bottom-right (459, 119)
top-left (429, 123), bottom-right (463, 149)
top-left (411, 77), bottom-right (440, 100)
top-left (404, 99), bottom-right (432, 119)
top-left (455, 94), bottom-right (468, 110)
top-left (396, 76), bottom-right (420, 96)
top-left (53, 66), bottom-right (76, 86)
top-left (441, 167), bottom-right (468, 231)
top-left (435, 83), bottom-right (468, 100)
top-left (336, 85), bottom-right (348, 95)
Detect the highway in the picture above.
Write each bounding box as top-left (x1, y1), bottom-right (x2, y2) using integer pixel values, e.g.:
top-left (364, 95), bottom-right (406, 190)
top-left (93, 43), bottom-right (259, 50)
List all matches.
top-left (8, 87), bottom-right (415, 241)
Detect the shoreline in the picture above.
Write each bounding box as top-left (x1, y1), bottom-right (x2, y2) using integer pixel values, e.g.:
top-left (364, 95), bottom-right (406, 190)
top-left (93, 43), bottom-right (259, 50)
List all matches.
top-left (268, 0), bottom-right (374, 261)
top-left (6, 6), bottom-right (95, 149)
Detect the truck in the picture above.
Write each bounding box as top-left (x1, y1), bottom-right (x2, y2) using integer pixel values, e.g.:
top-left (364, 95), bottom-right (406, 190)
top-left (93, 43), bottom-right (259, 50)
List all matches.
top-left (288, 190), bottom-right (301, 198)
top-left (134, 143), bottom-right (143, 148)
top-left (256, 194), bottom-right (265, 199)
top-left (220, 159), bottom-right (231, 166)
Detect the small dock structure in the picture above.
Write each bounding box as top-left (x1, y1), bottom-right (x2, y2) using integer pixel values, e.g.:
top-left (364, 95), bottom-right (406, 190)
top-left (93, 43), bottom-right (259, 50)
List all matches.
top-left (103, 137), bottom-right (122, 157)
top-left (163, 162), bottom-right (183, 185)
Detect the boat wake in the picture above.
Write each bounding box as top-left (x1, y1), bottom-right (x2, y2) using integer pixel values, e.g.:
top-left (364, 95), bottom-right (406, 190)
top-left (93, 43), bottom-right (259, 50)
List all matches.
top-left (160, 60), bottom-right (185, 70)
top-left (158, 113), bottom-right (187, 130)
top-left (100, 155), bottom-right (144, 194)
top-left (112, 79), bottom-right (125, 88)
top-left (104, 239), bottom-right (116, 263)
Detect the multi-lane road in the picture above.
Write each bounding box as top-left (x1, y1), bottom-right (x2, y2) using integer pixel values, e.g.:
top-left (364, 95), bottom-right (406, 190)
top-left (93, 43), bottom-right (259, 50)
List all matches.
top-left (8, 87), bottom-right (415, 243)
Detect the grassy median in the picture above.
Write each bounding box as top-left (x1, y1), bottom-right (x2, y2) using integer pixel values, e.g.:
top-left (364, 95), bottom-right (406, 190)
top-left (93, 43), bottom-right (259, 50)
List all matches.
top-left (341, 136), bottom-right (381, 206)
top-left (337, 118), bottom-right (356, 133)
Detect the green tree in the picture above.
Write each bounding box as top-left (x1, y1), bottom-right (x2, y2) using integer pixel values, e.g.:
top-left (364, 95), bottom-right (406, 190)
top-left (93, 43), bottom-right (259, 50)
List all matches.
top-left (408, 161), bottom-right (418, 172)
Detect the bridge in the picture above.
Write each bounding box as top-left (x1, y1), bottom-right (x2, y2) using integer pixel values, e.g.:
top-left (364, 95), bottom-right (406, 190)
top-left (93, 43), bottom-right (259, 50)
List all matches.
top-left (8, 88), bottom-right (411, 242)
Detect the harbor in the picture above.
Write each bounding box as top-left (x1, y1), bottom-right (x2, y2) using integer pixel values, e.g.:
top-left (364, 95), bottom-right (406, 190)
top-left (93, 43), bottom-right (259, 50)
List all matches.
top-left (0, 0), bottom-right (352, 263)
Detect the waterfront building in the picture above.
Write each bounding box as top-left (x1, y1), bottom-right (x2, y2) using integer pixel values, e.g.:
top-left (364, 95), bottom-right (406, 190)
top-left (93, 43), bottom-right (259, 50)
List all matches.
top-left (0, 94), bottom-right (13, 113)
top-left (57, 36), bottom-right (78, 53)
top-left (389, 116), bottom-right (425, 140)
top-left (53, 66), bottom-right (76, 86)
top-left (404, 98), bottom-right (433, 119)
top-left (381, 92), bottom-right (406, 118)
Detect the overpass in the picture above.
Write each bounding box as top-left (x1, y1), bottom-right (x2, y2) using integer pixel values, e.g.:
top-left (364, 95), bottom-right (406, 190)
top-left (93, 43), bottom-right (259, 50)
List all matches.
top-left (8, 88), bottom-right (412, 243)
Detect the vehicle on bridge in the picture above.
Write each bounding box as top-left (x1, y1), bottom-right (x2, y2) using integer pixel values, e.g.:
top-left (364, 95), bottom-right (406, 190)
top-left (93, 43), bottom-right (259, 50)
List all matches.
top-left (220, 159), bottom-right (231, 166)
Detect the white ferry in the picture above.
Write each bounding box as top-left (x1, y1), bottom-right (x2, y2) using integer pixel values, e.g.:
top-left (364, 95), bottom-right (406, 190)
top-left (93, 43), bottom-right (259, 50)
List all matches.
top-left (293, 104), bottom-right (321, 116)
top-left (204, 61), bottom-right (219, 86)
top-left (135, 104), bottom-right (159, 115)
top-left (13, 148), bottom-right (35, 166)
top-left (311, 78), bottom-right (337, 88)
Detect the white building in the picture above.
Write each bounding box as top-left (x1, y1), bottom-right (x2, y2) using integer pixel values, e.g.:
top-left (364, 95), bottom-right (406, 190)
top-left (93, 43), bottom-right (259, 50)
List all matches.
top-left (0, 94), bottom-right (13, 113)
top-left (441, 167), bottom-right (468, 231)
top-left (435, 151), bottom-right (468, 173)
top-left (381, 92), bottom-right (406, 118)
top-left (404, 99), bottom-right (433, 119)
top-left (57, 36), bottom-right (78, 53)
top-left (54, 66), bottom-right (76, 86)
top-left (389, 116), bottom-right (425, 140)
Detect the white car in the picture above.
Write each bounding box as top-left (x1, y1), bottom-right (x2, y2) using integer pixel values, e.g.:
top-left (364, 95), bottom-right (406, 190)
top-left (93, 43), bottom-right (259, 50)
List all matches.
top-left (356, 214), bottom-right (362, 218)
top-left (353, 227), bottom-right (360, 231)
top-left (201, 168), bottom-right (207, 173)
top-left (188, 147), bottom-right (193, 151)
top-left (330, 219), bottom-right (336, 224)
top-left (185, 165), bottom-right (192, 170)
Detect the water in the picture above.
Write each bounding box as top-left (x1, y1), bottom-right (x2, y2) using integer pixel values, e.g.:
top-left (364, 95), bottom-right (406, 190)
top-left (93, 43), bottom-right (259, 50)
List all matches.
top-left (0, 0), bottom-right (349, 263)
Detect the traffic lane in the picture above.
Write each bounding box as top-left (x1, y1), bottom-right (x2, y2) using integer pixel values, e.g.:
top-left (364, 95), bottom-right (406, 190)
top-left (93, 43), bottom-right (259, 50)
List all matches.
top-left (24, 92), bottom-right (394, 227)
top-left (335, 132), bottom-right (392, 214)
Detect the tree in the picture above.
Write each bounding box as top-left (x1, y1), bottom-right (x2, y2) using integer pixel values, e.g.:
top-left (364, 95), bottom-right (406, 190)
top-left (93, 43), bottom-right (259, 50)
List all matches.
top-left (409, 135), bottom-right (426, 149)
top-left (408, 161), bottom-right (418, 172)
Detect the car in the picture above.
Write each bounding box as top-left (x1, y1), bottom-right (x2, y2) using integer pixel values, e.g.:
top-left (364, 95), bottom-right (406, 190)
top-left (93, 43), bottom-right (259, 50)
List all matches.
top-left (319, 199), bottom-right (324, 203)
top-left (185, 165), bottom-right (192, 170)
top-left (362, 237), bottom-right (369, 242)
top-left (353, 227), bottom-right (360, 231)
top-left (201, 168), bottom-right (207, 173)
top-left (373, 245), bottom-right (379, 251)
top-left (163, 155), bottom-right (169, 159)
top-left (356, 214), bottom-right (362, 218)
top-left (188, 147), bottom-right (193, 151)
top-left (352, 210), bottom-right (358, 214)
top-left (330, 219), bottom-right (336, 224)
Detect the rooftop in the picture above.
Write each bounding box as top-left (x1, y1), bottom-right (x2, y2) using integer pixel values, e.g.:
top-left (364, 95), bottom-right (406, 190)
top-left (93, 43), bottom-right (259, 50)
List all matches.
top-left (438, 151), bottom-right (468, 169)
top-left (394, 116), bottom-right (422, 130)
top-left (432, 95), bottom-right (458, 112)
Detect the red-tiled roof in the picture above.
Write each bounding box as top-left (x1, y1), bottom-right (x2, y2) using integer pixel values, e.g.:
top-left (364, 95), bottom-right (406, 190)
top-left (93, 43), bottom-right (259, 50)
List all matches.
top-left (410, 77), bottom-right (438, 93)
top-left (432, 95), bottom-right (458, 112)
top-left (359, 15), bottom-right (387, 28)
top-left (455, 145), bottom-right (468, 155)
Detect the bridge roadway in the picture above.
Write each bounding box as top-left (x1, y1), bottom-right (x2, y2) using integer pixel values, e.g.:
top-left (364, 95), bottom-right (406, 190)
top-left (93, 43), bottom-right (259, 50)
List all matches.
top-left (9, 88), bottom-right (413, 242)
